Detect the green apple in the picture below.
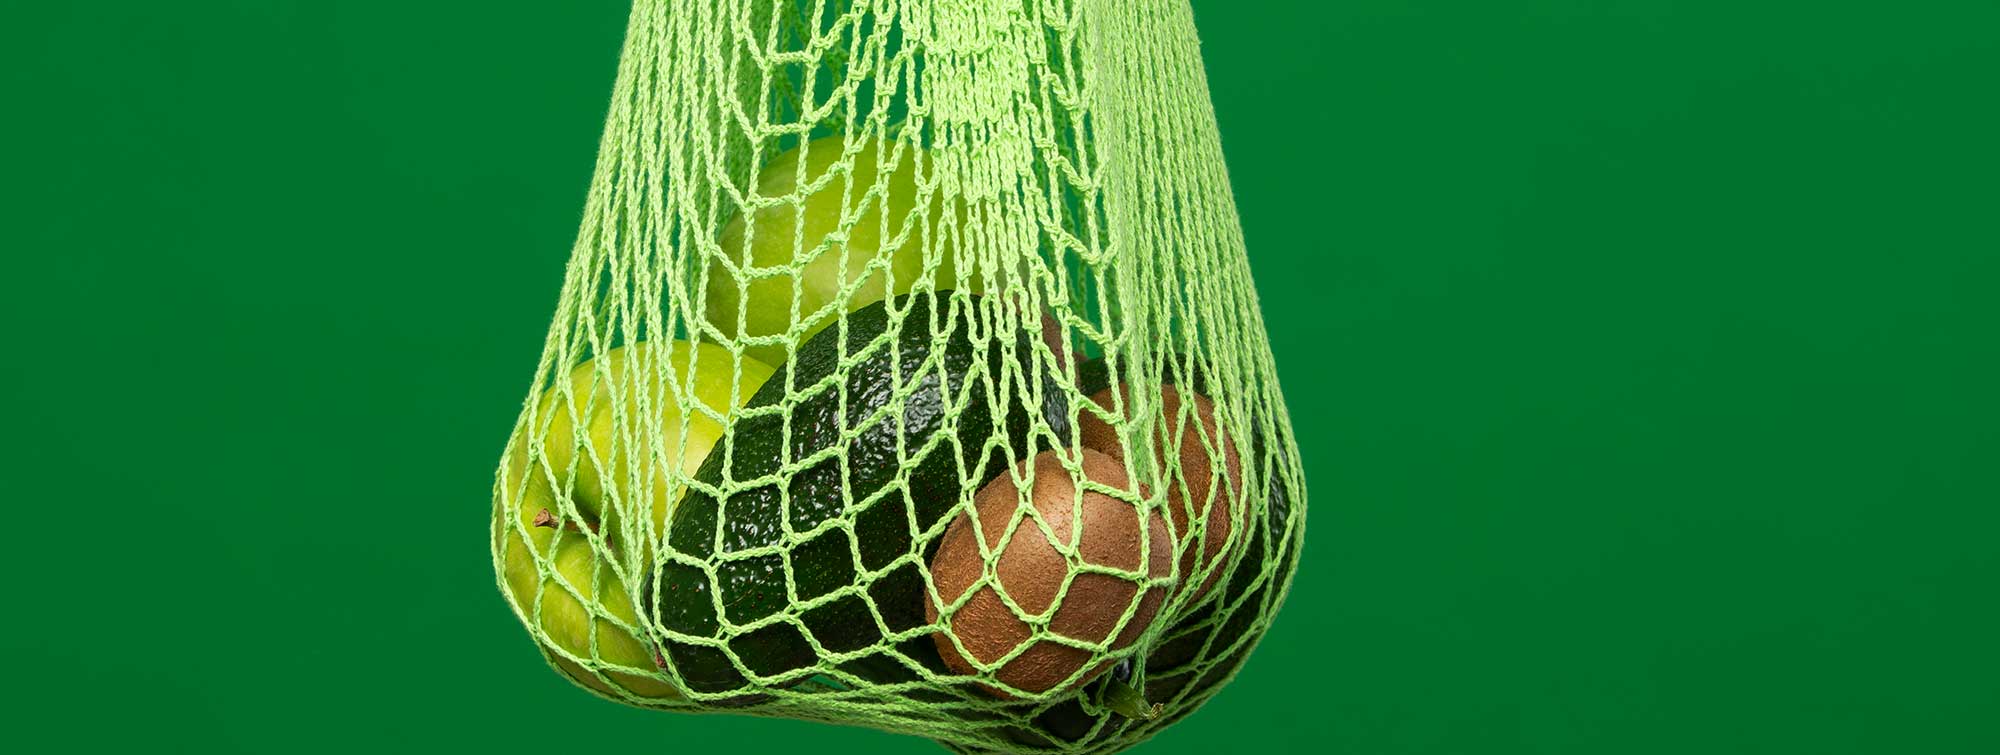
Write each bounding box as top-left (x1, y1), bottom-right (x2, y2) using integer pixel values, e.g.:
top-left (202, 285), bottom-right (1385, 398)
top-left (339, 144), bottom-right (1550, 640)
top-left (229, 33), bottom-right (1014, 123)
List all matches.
top-left (495, 493), bottom-right (679, 702)
top-left (511, 340), bottom-right (774, 544)
top-left (492, 339), bottom-right (772, 703)
top-left (703, 136), bottom-right (969, 366)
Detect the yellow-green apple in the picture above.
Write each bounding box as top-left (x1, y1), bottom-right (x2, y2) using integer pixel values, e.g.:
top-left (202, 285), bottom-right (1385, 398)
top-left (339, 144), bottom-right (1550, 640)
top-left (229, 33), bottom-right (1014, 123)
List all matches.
top-left (703, 136), bottom-right (968, 366)
top-left (492, 339), bottom-right (773, 703)
top-left (506, 340), bottom-right (774, 545)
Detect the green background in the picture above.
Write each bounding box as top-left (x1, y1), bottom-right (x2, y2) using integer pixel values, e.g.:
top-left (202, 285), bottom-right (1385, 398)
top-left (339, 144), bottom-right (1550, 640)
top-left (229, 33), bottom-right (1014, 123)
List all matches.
top-left (4, 1), bottom-right (1995, 752)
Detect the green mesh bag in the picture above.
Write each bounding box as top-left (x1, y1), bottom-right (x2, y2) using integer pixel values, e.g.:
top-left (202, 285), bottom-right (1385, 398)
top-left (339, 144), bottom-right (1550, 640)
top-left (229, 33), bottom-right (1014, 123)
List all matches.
top-left (489, 1), bottom-right (1306, 753)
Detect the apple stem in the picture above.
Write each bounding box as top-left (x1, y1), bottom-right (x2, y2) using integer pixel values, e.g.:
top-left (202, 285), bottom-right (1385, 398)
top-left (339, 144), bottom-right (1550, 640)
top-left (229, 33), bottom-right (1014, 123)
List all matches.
top-left (532, 508), bottom-right (600, 535)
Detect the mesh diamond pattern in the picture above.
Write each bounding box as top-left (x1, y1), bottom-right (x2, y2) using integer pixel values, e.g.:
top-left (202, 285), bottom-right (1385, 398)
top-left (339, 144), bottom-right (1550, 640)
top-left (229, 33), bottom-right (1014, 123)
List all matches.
top-left (491, 2), bottom-right (1306, 753)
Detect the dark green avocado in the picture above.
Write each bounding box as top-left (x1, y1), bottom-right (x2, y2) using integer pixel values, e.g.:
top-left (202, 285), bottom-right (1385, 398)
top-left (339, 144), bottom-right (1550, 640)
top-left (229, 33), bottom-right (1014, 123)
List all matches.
top-left (647, 291), bottom-right (1072, 696)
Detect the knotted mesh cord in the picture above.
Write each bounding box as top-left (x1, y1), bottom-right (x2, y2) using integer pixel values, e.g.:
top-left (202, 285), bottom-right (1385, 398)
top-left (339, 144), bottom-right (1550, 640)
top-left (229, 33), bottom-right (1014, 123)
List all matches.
top-left (490, 2), bottom-right (1306, 753)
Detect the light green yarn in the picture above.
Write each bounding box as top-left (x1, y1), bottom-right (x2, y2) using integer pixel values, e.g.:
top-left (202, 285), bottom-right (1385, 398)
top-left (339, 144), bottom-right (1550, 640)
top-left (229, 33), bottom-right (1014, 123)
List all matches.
top-left (491, 2), bottom-right (1306, 754)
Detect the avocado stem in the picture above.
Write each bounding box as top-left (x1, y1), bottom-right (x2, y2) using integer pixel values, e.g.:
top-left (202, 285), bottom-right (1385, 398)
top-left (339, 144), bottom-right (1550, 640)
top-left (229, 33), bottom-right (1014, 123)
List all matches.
top-left (1100, 678), bottom-right (1161, 721)
top-left (532, 507), bottom-right (600, 535)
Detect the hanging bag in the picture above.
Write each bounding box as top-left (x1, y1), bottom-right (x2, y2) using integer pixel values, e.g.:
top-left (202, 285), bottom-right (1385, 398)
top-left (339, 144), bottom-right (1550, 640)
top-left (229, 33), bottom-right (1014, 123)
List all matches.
top-left (492, 2), bottom-right (1306, 753)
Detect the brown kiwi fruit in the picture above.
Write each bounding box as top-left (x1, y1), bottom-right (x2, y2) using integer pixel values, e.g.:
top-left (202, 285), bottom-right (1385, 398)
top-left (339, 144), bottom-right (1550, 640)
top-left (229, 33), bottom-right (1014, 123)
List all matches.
top-left (927, 449), bottom-right (1174, 697)
top-left (1077, 382), bottom-right (1243, 601)
top-left (1037, 311), bottom-right (1076, 375)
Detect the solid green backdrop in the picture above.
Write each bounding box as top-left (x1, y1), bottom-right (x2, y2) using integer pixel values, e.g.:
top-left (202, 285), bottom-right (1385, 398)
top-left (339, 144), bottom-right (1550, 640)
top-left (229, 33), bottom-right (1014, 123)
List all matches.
top-left (2, 1), bottom-right (1995, 753)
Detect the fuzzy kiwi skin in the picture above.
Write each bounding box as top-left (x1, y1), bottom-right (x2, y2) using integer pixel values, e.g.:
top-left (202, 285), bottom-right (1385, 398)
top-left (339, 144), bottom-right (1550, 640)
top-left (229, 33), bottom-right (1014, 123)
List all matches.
top-left (1002, 419), bottom-right (1300, 752)
top-left (927, 449), bottom-right (1174, 698)
top-left (1077, 382), bottom-right (1243, 602)
top-left (1036, 311), bottom-right (1076, 375)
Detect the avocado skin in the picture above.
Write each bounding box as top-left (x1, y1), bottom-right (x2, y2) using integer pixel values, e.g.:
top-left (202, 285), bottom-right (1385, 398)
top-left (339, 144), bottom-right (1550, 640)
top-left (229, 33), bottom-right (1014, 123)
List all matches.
top-left (650, 292), bottom-right (1071, 696)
